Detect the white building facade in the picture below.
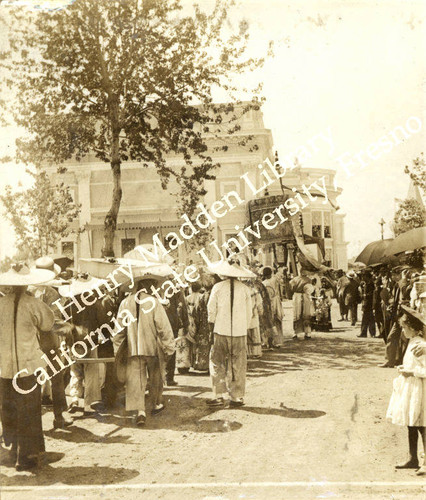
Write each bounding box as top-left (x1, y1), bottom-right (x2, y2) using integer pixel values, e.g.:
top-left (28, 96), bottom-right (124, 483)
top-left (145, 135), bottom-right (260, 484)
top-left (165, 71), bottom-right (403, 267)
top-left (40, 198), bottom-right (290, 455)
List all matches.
top-left (48, 107), bottom-right (348, 270)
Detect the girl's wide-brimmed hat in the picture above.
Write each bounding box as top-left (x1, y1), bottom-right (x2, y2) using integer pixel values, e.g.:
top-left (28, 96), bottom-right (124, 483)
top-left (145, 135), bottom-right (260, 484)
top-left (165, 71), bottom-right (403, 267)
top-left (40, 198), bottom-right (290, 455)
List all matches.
top-left (0, 263), bottom-right (56, 286)
top-left (58, 273), bottom-right (105, 298)
top-left (207, 260), bottom-right (256, 279)
top-left (400, 304), bottom-right (426, 326)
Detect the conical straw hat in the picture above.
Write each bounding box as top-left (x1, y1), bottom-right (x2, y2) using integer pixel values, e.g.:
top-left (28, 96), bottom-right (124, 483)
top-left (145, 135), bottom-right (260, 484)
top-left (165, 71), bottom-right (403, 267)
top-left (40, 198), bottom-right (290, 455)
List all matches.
top-left (0, 263), bottom-right (56, 286)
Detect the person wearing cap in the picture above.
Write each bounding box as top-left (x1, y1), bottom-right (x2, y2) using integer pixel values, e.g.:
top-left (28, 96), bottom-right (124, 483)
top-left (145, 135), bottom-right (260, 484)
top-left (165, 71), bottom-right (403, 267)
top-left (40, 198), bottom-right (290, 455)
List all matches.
top-left (33, 256), bottom-right (74, 429)
top-left (386, 305), bottom-right (426, 475)
top-left (113, 278), bottom-right (175, 426)
top-left (0, 263), bottom-right (55, 471)
top-left (206, 260), bottom-right (253, 408)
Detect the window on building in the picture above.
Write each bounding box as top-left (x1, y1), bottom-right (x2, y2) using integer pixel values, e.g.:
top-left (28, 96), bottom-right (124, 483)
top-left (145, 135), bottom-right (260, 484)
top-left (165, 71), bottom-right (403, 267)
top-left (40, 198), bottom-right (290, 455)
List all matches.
top-left (220, 181), bottom-right (239, 197)
top-left (311, 211), bottom-right (332, 238)
top-left (121, 238), bottom-right (136, 256)
top-left (61, 241), bottom-right (74, 259)
top-left (312, 211), bottom-right (322, 238)
top-left (324, 212), bottom-right (331, 238)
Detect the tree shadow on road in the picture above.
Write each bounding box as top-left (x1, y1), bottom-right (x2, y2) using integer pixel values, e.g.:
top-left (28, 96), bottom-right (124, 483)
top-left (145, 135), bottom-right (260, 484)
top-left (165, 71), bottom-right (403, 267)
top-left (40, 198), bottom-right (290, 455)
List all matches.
top-left (44, 425), bottom-right (133, 444)
top-left (44, 395), bottom-right (243, 435)
top-left (0, 463), bottom-right (139, 486)
top-left (247, 336), bottom-right (385, 378)
top-left (239, 404), bottom-right (326, 419)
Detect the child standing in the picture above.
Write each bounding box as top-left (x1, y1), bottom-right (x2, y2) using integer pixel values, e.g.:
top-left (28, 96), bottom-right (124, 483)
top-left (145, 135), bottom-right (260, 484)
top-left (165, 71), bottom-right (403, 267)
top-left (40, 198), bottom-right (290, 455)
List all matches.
top-left (386, 305), bottom-right (426, 475)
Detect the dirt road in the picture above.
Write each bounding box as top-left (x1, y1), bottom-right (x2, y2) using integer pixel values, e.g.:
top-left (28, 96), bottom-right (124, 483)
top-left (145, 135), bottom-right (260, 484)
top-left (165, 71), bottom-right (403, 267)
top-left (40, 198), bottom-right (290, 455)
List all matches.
top-left (1, 304), bottom-right (425, 500)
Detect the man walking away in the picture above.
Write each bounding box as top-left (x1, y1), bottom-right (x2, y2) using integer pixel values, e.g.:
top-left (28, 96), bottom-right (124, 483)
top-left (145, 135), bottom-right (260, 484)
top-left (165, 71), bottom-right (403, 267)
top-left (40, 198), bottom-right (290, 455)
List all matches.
top-left (206, 260), bottom-right (253, 408)
top-left (113, 279), bottom-right (175, 426)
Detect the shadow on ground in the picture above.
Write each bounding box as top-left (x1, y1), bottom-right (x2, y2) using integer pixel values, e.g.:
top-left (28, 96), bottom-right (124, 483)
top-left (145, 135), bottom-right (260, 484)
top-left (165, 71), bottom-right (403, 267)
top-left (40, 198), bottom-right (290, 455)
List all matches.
top-left (247, 335), bottom-right (385, 378)
top-left (0, 464), bottom-right (139, 486)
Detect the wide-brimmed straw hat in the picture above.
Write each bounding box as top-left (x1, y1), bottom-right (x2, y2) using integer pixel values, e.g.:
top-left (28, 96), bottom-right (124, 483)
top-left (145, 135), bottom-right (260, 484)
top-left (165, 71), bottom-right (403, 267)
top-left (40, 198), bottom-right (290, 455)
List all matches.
top-left (0, 263), bottom-right (56, 286)
top-left (35, 256), bottom-right (63, 287)
top-left (58, 273), bottom-right (105, 298)
top-left (207, 260), bottom-right (256, 279)
top-left (35, 256), bottom-right (61, 276)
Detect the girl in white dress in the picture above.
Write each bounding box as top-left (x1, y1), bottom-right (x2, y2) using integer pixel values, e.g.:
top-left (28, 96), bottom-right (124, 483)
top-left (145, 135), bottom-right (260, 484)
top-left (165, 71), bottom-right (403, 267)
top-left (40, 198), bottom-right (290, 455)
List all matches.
top-left (386, 305), bottom-right (426, 475)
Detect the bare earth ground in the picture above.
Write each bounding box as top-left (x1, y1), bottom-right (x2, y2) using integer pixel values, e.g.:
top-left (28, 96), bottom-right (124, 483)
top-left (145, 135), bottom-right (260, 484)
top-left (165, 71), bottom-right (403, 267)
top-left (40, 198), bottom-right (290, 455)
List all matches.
top-left (1, 303), bottom-right (425, 500)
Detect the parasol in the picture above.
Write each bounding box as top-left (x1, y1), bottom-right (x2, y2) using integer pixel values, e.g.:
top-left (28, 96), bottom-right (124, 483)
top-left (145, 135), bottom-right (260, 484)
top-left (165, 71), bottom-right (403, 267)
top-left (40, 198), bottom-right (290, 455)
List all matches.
top-left (384, 227), bottom-right (426, 256)
top-left (355, 239), bottom-right (394, 266)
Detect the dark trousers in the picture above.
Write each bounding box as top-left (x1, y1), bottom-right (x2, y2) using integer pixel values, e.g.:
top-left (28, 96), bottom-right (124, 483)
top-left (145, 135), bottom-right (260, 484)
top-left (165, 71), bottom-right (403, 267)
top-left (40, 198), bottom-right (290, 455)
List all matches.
top-left (382, 308), bottom-right (391, 343)
top-left (166, 352), bottom-right (176, 383)
top-left (385, 322), bottom-right (406, 366)
top-left (98, 340), bottom-right (118, 408)
top-left (44, 349), bottom-right (68, 419)
top-left (166, 329), bottom-right (179, 382)
top-left (50, 370), bottom-right (68, 418)
top-left (374, 308), bottom-right (384, 338)
top-left (339, 297), bottom-right (348, 318)
top-left (41, 340), bottom-right (69, 419)
top-left (348, 303), bottom-right (358, 325)
top-left (360, 308), bottom-right (376, 337)
top-left (1, 376), bottom-right (45, 466)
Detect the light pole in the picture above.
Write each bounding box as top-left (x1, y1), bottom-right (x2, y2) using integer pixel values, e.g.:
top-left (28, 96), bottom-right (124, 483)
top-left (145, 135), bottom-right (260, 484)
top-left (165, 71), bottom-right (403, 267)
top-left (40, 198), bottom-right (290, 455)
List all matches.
top-left (379, 218), bottom-right (386, 240)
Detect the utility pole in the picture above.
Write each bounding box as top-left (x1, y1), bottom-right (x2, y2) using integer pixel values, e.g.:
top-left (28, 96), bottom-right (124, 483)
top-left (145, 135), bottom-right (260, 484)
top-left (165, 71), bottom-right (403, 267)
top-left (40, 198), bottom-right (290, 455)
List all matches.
top-left (379, 218), bottom-right (385, 240)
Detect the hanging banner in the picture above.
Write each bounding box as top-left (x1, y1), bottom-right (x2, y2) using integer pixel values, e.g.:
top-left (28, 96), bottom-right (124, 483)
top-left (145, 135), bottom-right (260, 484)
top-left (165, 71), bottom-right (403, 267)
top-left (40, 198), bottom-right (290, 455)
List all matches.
top-left (246, 195), bottom-right (294, 247)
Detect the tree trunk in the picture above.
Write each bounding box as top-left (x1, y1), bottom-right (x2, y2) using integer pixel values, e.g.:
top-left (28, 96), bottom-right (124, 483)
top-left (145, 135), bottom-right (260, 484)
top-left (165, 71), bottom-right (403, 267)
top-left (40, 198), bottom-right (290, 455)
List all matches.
top-left (102, 131), bottom-right (122, 257)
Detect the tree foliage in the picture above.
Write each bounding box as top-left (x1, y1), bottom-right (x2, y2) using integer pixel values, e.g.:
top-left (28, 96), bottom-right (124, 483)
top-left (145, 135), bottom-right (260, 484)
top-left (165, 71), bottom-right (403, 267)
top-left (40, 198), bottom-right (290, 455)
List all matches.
top-left (1, 0), bottom-right (269, 256)
top-left (1, 170), bottom-right (81, 257)
top-left (392, 198), bottom-right (426, 237)
top-left (404, 153), bottom-right (426, 194)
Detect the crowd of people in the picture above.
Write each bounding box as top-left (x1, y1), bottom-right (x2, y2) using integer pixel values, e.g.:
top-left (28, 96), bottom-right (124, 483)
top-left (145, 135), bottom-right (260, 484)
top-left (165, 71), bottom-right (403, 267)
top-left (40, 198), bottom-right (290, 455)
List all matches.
top-left (336, 265), bottom-right (426, 366)
top-left (0, 253), bottom-right (424, 476)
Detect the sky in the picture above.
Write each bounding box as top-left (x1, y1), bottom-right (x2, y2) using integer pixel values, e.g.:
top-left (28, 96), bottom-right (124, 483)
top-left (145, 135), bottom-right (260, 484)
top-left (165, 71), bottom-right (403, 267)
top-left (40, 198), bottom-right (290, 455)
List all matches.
top-left (0, 0), bottom-right (425, 260)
